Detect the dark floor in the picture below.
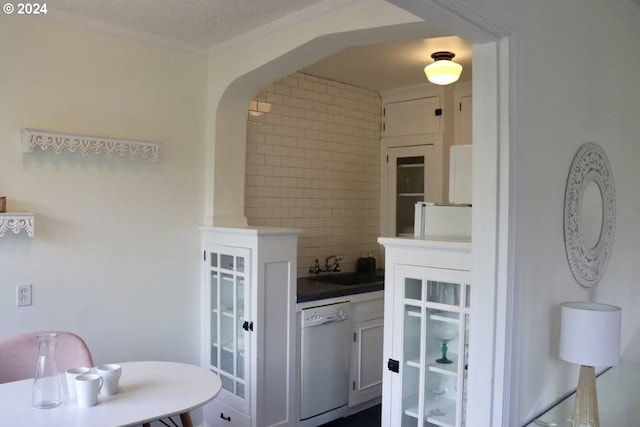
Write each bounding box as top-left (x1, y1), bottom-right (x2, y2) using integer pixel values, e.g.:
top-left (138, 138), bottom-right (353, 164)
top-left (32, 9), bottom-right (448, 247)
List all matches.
top-left (320, 404), bottom-right (381, 427)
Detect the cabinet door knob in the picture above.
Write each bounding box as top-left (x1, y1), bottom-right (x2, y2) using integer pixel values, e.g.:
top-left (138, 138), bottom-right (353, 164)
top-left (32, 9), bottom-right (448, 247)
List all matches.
top-left (220, 412), bottom-right (231, 422)
top-left (242, 321), bottom-right (249, 331)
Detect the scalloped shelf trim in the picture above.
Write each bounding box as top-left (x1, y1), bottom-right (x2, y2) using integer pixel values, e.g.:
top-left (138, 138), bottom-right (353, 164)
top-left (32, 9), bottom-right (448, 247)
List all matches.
top-left (0, 213), bottom-right (35, 237)
top-left (21, 129), bottom-right (159, 162)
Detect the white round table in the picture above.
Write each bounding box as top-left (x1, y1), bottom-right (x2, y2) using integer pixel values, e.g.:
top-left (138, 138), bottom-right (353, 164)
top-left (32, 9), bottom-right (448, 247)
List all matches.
top-left (0, 361), bottom-right (221, 427)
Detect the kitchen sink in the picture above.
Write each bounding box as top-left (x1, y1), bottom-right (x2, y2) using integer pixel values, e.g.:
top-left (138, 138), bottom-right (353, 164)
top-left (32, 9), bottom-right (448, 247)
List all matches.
top-left (312, 272), bottom-right (384, 286)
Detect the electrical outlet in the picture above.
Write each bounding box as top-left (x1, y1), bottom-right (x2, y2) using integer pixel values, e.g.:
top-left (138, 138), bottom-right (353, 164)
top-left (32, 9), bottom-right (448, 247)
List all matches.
top-left (16, 283), bottom-right (32, 307)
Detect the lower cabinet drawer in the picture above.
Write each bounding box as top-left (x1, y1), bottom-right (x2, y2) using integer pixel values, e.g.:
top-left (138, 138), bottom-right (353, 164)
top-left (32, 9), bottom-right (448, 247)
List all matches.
top-left (203, 398), bottom-right (251, 427)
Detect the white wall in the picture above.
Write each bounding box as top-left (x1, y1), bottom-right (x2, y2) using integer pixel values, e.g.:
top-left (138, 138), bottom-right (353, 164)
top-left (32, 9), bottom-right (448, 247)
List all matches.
top-left (3, 0), bottom-right (639, 425)
top-left (413, 0), bottom-right (640, 422)
top-left (0, 15), bottom-right (208, 365)
top-left (511, 1), bottom-right (640, 421)
top-left (387, 0), bottom-right (640, 423)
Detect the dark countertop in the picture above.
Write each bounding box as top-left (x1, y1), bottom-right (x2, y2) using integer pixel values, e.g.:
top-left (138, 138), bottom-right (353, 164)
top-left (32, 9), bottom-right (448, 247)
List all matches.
top-left (297, 270), bottom-right (385, 303)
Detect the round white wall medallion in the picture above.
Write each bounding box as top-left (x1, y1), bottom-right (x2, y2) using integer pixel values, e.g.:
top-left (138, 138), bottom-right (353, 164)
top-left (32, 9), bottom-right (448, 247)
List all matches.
top-left (564, 143), bottom-right (616, 287)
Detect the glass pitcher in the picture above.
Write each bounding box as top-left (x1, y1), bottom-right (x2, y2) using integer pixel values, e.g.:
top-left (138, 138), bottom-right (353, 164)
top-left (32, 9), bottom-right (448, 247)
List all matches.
top-left (32, 332), bottom-right (62, 409)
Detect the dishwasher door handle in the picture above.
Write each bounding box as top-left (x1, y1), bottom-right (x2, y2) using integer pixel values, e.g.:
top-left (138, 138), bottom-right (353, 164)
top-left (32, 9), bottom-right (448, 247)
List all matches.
top-left (304, 314), bottom-right (347, 327)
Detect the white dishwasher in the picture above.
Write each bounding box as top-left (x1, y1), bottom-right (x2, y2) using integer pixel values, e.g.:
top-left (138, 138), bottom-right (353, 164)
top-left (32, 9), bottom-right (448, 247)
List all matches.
top-left (300, 301), bottom-right (352, 421)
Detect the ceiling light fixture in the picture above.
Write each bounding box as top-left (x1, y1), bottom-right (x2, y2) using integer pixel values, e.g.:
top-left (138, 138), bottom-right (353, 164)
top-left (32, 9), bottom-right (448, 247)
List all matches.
top-left (424, 51), bottom-right (463, 86)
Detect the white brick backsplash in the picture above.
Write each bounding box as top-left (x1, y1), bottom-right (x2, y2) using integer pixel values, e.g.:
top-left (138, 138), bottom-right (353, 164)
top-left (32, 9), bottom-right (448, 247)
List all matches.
top-left (246, 72), bottom-right (382, 277)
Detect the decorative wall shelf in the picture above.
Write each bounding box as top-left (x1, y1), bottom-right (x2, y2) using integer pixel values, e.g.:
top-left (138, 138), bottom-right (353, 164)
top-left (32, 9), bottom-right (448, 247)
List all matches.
top-left (21, 129), bottom-right (159, 162)
top-left (0, 213), bottom-right (35, 237)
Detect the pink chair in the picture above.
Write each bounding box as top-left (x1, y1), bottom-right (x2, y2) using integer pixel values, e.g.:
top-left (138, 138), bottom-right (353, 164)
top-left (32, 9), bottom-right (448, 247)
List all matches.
top-left (0, 331), bottom-right (93, 384)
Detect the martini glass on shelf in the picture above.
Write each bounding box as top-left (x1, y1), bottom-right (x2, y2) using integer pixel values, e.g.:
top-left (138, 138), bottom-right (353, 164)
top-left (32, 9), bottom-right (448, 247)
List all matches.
top-left (435, 321), bottom-right (458, 364)
top-left (428, 374), bottom-right (448, 416)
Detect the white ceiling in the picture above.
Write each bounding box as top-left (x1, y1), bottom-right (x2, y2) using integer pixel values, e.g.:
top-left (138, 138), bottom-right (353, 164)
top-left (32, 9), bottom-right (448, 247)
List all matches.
top-left (49, 0), bottom-right (324, 50)
top-left (301, 35), bottom-right (472, 92)
top-left (48, 0), bottom-right (472, 92)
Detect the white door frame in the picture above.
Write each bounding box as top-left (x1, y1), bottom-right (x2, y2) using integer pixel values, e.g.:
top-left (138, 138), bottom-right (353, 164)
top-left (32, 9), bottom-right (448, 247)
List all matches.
top-left (385, 2), bottom-right (516, 425)
top-left (207, 0), bottom-right (516, 423)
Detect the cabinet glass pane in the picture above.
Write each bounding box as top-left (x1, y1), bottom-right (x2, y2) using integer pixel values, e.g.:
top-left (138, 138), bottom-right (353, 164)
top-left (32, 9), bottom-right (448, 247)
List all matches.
top-left (427, 281), bottom-right (460, 306)
top-left (210, 270), bottom-right (219, 371)
top-left (221, 274), bottom-right (234, 311)
top-left (397, 156), bottom-right (425, 194)
top-left (428, 312), bottom-right (460, 367)
top-left (237, 256), bottom-right (245, 273)
top-left (221, 374), bottom-right (233, 393)
top-left (221, 346), bottom-right (233, 375)
top-left (237, 351), bottom-right (244, 380)
top-left (396, 156), bottom-right (425, 236)
top-left (396, 195), bottom-right (423, 236)
top-left (462, 313), bottom-right (469, 427)
top-left (211, 314), bottom-right (218, 361)
top-left (221, 254), bottom-right (234, 270)
top-left (402, 306), bottom-right (421, 426)
top-left (426, 316), bottom-right (460, 426)
top-left (465, 285), bottom-right (471, 309)
top-left (210, 272), bottom-right (218, 309)
top-left (237, 382), bottom-right (245, 399)
top-left (404, 277), bottom-right (422, 301)
top-left (425, 371), bottom-right (454, 426)
top-left (210, 252), bottom-right (218, 268)
top-left (237, 278), bottom-right (245, 318)
top-left (211, 344), bottom-right (218, 368)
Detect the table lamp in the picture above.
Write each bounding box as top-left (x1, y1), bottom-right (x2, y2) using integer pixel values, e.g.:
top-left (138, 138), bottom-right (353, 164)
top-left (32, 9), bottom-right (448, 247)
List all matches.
top-left (559, 302), bottom-right (622, 427)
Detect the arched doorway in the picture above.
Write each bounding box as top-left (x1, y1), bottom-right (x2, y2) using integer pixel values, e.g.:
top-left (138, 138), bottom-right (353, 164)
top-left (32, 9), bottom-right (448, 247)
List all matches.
top-left (205, 1), bottom-right (512, 425)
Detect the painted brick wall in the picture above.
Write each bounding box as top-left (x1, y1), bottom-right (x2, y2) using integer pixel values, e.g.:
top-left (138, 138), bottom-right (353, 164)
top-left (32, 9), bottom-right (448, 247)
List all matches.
top-left (245, 72), bottom-right (382, 277)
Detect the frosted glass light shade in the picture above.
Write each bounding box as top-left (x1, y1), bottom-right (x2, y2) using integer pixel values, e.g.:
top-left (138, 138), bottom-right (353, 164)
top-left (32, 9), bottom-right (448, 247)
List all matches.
top-left (424, 60), bottom-right (463, 85)
top-left (559, 302), bottom-right (621, 367)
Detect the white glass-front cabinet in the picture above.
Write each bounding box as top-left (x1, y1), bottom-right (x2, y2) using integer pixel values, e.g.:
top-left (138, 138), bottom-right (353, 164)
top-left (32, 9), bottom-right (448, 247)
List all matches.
top-left (378, 237), bottom-right (471, 427)
top-left (202, 226), bottom-right (299, 427)
top-left (207, 246), bottom-right (251, 414)
top-left (380, 133), bottom-right (444, 238)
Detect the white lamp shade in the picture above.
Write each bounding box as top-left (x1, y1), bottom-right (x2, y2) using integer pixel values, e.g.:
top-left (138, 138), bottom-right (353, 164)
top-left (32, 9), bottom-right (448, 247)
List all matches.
top-left (559, 301), bottom-right (621, 367)
top-left (424, 60), bottom-right (463, 85)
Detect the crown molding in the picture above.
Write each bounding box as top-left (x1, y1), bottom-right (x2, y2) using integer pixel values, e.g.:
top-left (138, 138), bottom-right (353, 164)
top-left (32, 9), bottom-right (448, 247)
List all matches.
top-left (46, 8), bottom-right (208, 55)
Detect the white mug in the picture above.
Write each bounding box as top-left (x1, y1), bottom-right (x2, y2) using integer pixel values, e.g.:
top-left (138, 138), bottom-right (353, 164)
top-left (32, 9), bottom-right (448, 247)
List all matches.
top-left (75, 374), bottom-right (103, 407)
top-left (66, 367), bottom-right (91, 399)
top-left (97, 364), bottom-right (122, 396)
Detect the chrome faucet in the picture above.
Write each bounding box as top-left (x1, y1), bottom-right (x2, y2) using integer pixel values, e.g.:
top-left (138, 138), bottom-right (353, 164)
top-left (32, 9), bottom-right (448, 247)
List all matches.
top-left (325, 255), bottom-right (341, 272)
top-left (308, 258), bottom-right (322, 274)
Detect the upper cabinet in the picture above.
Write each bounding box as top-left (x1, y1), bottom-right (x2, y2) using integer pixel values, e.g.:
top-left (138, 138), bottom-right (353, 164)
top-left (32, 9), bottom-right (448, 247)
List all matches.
top-left (380, 83), bottom-right (471, 237)
top-left (383, 96), bottom-right (442, 137)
